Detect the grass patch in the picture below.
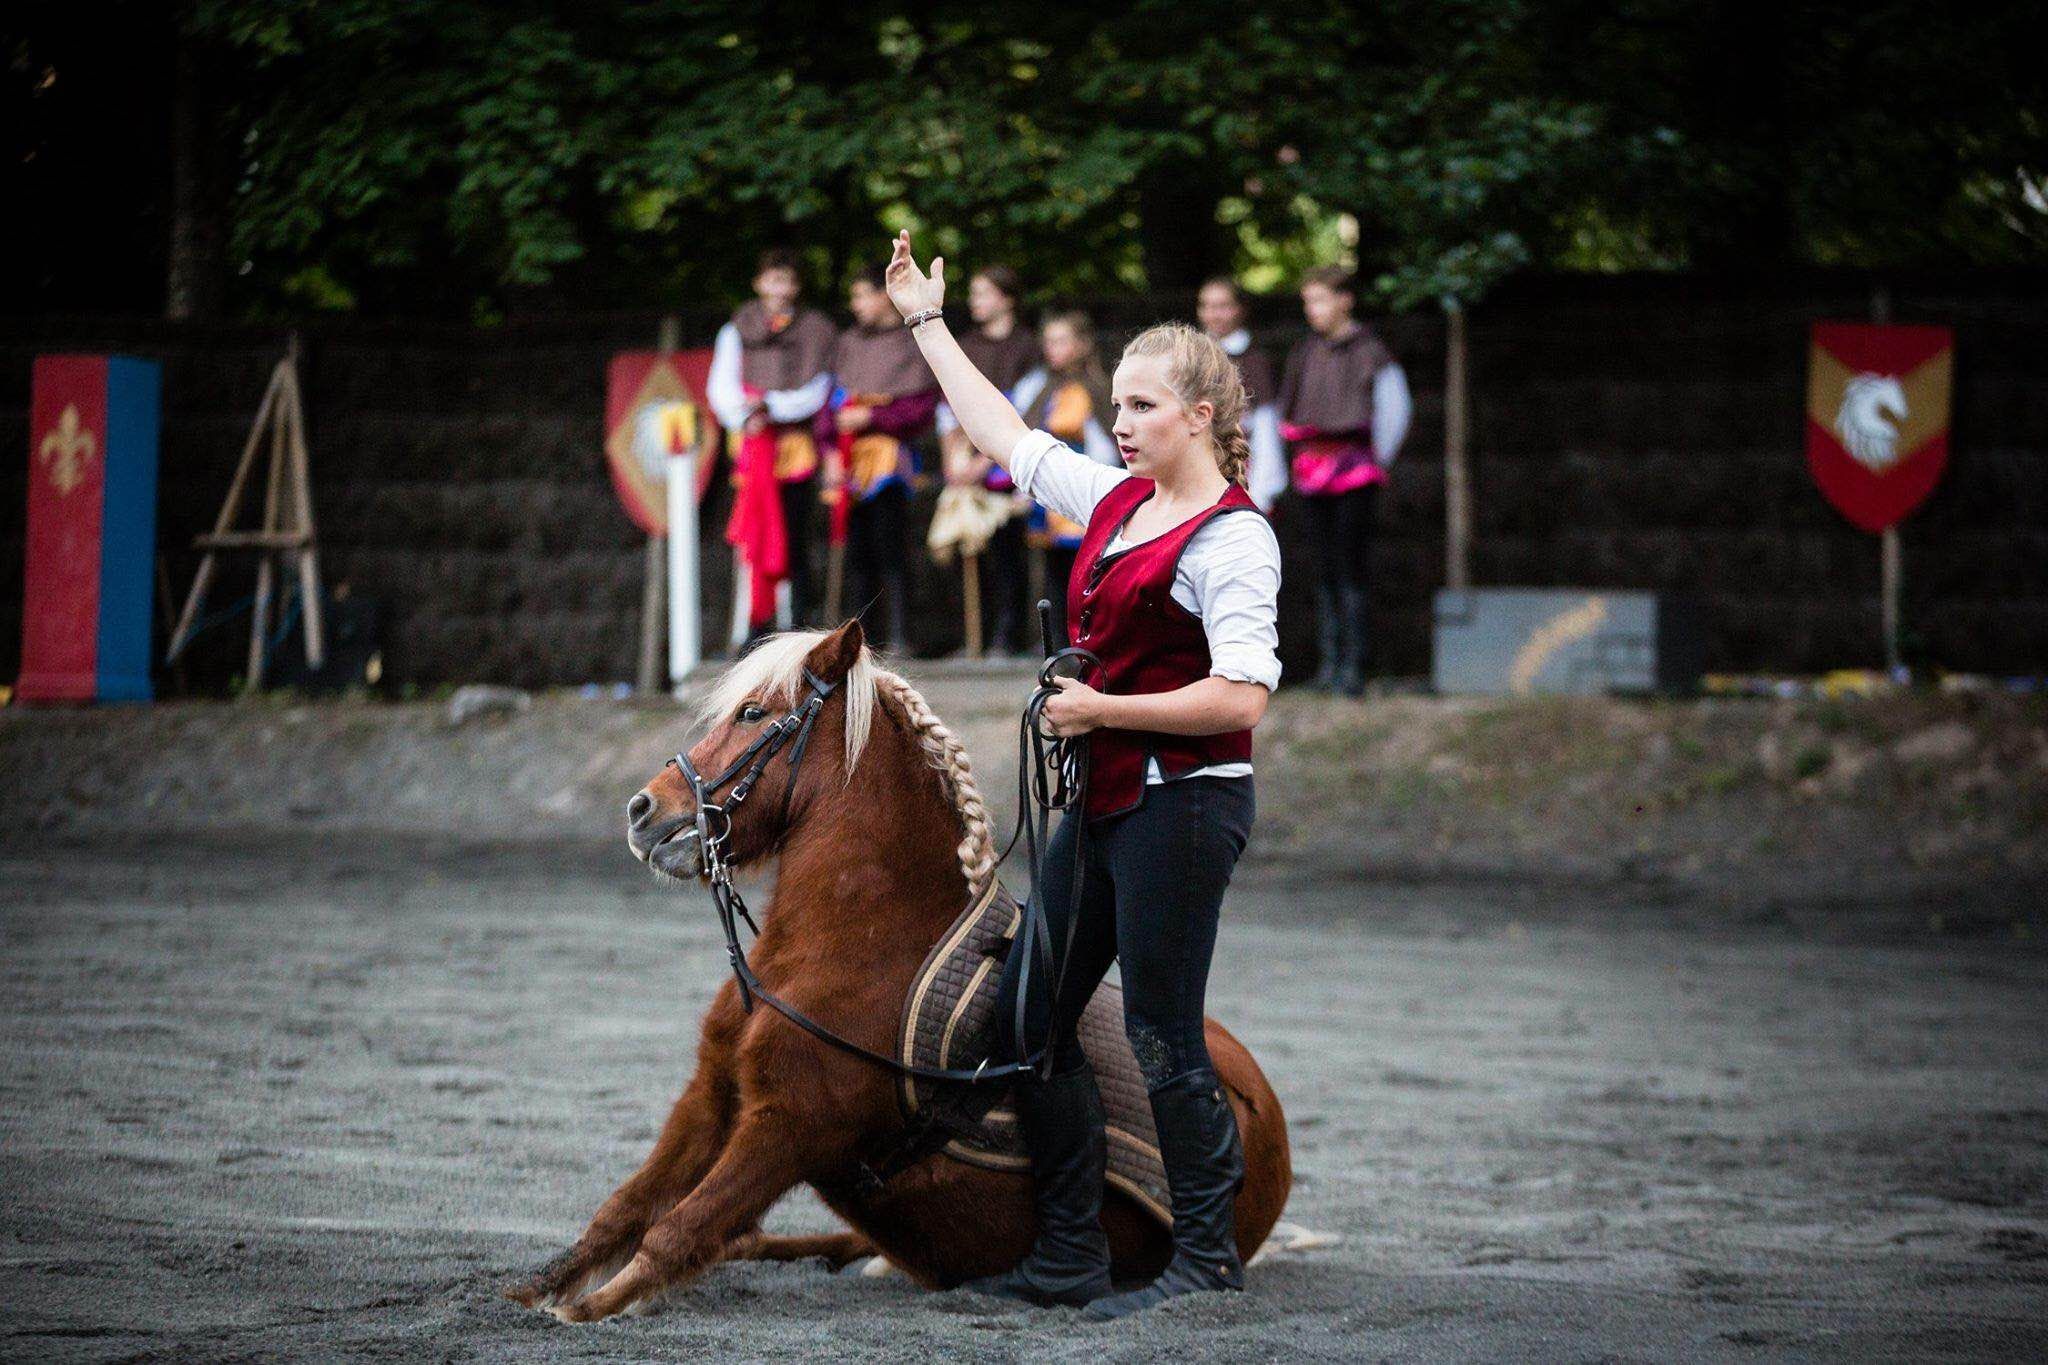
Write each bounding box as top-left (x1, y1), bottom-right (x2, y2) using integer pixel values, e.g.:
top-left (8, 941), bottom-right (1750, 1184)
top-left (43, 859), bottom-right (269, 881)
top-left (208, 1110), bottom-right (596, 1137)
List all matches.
top-left (1378, 769), bottom-right (1439, 812)
top-left (1699, 761), bottom-right (1760, 796)
top-left (1453, 698), bottom-right (1636, 775)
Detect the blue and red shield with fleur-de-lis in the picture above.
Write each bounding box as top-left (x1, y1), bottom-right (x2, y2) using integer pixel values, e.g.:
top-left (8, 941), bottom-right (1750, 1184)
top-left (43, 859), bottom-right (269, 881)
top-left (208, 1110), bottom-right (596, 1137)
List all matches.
top-left (19, 355), bottom-right (160, 703)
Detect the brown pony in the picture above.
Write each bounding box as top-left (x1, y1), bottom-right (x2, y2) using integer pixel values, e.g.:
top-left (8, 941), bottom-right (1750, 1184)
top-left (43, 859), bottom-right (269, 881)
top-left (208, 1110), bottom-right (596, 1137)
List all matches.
top-left (506, 621), bottom-right (1291, 1322)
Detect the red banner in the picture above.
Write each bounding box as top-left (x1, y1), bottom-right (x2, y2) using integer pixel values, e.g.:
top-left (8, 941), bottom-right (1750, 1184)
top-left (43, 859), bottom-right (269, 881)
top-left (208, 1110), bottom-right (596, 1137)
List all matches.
top-left (22, 356), bottom-right (109, 700)
top-left (605, 350), bottom-right (719, 536)
top-left (1804, 323), bottom-right (1954, 533)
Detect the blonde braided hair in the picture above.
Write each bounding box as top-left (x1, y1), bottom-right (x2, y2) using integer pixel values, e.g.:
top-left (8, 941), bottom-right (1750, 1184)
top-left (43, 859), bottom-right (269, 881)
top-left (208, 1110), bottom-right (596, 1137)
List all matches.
top-left (1120, 320), bottom-right (1252, 489)
top-left (873, 667), bottom-right (999, 894)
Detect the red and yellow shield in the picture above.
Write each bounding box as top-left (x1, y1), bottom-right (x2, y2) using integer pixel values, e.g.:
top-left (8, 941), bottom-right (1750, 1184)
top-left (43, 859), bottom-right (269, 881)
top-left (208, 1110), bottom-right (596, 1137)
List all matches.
top-left (605, 350), bottom-right (720, 535)
top-left (1804, 323), bottom-right (1953, 533)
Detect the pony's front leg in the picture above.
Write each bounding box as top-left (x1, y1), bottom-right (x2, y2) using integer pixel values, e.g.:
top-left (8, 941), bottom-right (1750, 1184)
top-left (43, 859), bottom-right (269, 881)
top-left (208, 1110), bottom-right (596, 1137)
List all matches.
top-left (506, 1015), bottom-right (741, 1309)
top-left (725, 1229), bottom-right (879, 1270)
top-left (553, 1106), bottom-right (827, 1322)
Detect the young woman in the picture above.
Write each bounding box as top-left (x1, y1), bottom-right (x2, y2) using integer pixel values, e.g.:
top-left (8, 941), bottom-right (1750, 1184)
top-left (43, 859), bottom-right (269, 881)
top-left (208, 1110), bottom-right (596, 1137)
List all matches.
top-left (887, 231), bottom-right (1282, 1318)
top-left (1012, 310), bottom-right (1121, 626)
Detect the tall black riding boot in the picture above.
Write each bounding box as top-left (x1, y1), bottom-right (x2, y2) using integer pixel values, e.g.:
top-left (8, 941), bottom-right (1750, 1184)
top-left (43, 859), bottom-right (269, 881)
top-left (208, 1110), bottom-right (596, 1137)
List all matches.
top-left (962, 1067), bottom-right (1113, 1307)
top-left (1083, 1069), bottom-right (1245, 1319)
top-left (1337, 582), bottom-right (1370, 697)
top-left (1311, 585), bottom-right (1341, 691)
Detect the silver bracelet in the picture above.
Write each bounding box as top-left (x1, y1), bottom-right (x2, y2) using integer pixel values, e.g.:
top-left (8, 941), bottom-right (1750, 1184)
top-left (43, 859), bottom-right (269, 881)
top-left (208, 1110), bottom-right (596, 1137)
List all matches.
top-left (902, 307), bottom-right (945, 330)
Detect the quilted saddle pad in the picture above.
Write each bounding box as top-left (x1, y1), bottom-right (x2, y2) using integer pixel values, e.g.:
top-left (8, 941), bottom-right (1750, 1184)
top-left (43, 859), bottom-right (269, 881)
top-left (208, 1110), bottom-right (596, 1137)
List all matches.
top-left (896, 877), bottom-right (1173, 1228)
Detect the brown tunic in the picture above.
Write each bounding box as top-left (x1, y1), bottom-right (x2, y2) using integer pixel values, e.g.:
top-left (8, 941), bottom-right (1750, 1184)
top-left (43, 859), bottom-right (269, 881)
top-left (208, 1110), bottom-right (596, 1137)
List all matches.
top-left (733, 301), bottom-right (838, 394)
top-left (960, 326), bottom-right (1042, 399)
top-left (1278, 323), bottom-right (1394, 436)
top-left (730, 301), bottom-right (838, 482)
top-left (1234, 343), bottom-right (1278, 410)
top-left (832, 321), bottom-right (934, 399)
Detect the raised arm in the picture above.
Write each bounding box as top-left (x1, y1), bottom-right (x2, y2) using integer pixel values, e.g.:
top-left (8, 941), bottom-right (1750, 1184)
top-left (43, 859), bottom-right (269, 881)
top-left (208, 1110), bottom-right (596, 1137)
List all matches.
top-left (886, 231), bottom-right (1028, 467)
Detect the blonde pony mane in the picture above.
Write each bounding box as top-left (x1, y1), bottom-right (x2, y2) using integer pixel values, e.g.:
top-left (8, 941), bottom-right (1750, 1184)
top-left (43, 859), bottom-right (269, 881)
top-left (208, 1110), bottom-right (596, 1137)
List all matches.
top-left (690, 631), bottom-right (998, 892)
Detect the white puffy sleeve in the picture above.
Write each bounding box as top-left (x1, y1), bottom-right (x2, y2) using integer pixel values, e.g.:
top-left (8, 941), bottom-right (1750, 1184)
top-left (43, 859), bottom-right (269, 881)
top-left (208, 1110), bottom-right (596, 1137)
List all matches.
top-left (706, 324), bottom-right (750, 431)
top-left (1179, 512), bottom-right (1283, 691)
top-left (1372, 363), bottom-right (1412, 467)
top-left (1006, 428), bottom-right (1130, 529)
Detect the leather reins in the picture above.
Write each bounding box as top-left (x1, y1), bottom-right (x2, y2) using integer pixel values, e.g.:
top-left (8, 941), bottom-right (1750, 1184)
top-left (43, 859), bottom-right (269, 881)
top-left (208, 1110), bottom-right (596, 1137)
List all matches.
top-left (999, 605), bottom-right (1105, 1083)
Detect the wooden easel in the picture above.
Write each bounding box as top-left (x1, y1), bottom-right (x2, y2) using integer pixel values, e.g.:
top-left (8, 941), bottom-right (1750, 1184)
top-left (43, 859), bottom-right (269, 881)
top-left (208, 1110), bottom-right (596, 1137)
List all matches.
top-left (167, 337), bottom-right (325, 691)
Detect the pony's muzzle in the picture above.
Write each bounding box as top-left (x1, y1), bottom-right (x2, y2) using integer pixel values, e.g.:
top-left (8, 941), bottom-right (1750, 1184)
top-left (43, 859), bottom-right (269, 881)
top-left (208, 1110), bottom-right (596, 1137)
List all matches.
top-left (626, 787), bottom-right (692, 866)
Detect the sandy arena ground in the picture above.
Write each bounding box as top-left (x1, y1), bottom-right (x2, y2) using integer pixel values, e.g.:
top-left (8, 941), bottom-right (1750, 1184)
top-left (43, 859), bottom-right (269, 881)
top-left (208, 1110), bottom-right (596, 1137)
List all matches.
top-left (2, 826), bottom-right (2043, 1362)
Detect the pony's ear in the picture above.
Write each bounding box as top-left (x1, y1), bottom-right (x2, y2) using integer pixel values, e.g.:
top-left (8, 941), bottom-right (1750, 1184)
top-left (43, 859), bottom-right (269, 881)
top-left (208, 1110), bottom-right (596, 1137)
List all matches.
top-left (805, 619), bottom-right (866, 684)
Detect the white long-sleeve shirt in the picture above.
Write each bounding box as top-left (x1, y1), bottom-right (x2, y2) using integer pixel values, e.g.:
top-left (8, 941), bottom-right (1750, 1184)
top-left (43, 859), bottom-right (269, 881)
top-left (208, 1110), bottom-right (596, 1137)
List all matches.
top-left (1008, 427), bottom-right (1283, 782)
top-left (706, 322), bottom-right (833, 431)
top-left (1371, 364), bottom-right (1412, 468)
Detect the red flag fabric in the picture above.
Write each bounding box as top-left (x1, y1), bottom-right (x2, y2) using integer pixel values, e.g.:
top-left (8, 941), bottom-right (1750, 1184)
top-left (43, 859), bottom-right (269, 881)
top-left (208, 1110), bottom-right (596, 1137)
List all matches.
top-left (725, 408), bottom-right (787, 628)
top-left (829, 430), bottom-right (855, 546)
top-left (22, 356), bottom-right (108, 700)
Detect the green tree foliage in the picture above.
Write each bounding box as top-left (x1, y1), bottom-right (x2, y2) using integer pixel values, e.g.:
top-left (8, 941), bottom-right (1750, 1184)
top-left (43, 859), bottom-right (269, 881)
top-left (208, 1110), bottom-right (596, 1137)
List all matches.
top-left (19, 0), bottom-right (2037, 318)
top-left (1538, 0), bottom-right (2048, 271)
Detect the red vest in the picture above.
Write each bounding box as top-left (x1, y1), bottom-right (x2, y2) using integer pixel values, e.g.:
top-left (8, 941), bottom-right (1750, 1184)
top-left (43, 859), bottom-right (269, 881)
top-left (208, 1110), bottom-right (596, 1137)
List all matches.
top-left (1068, 477), bottom-right (1262, 819)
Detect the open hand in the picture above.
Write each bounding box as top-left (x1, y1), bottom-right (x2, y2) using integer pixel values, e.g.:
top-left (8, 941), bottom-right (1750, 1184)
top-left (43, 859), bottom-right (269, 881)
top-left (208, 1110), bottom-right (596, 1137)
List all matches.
top-left (885, 230), bottom-right (944, 318)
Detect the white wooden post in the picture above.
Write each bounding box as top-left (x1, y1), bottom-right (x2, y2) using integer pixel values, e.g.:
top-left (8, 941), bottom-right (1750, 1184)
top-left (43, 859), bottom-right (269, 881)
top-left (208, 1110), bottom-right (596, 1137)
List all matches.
top-left (1870, 285), bottom-right (1902, 674)
top-left (667, 445), bottom-right (699, 695)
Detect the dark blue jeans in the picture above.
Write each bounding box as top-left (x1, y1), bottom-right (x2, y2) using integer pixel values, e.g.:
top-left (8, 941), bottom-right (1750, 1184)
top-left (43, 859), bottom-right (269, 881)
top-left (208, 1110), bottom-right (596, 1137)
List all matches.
top-left (994, 775), bottom-right (1255, 1091)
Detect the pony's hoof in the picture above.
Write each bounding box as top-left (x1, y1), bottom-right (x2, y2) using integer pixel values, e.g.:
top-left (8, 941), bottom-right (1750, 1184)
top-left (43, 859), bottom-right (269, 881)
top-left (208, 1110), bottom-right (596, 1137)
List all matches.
top-left (507, 1249), bottom-right (623, 1311)
top-left (505, 1271), bottom-right (575, 1310)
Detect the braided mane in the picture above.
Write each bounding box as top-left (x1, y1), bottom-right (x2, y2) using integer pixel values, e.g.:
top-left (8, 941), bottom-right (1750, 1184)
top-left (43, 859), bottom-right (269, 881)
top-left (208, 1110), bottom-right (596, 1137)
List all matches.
top-left (690, 632), bottom-right (998, 893)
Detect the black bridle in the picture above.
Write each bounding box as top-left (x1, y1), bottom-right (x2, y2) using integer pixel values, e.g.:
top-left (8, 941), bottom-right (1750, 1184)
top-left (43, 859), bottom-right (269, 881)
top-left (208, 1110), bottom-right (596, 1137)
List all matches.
top-left (667, 643), bottom-right (1102, 1088)
top-left (669, 667), bottom-right (836, 988)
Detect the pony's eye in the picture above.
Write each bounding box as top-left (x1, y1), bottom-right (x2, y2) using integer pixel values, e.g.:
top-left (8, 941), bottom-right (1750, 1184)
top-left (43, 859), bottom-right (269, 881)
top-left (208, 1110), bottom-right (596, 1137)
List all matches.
top-left (737, 703), bottom-right (766, 724)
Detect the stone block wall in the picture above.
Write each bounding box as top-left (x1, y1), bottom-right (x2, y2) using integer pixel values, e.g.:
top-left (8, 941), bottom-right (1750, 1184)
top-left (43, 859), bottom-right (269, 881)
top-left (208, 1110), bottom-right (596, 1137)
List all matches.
top-left (3, 272), bottom-right (2041, 692)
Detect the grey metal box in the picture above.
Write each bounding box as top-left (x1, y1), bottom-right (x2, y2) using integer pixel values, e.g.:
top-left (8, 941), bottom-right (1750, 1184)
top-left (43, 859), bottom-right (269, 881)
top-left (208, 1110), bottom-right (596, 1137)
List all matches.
top-left (1432, 588), bottom-right (1702, 696)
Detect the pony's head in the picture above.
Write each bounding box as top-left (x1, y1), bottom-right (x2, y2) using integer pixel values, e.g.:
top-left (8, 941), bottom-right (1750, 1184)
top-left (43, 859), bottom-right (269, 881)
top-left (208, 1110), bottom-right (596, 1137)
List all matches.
top-left (628, 622), bottom-right (879, 880)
